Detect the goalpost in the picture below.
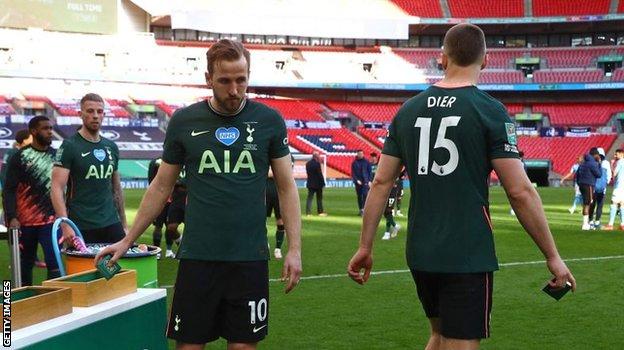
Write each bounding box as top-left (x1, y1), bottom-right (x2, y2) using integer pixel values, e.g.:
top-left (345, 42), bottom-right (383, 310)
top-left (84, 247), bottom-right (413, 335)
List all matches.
top-left (292, 153), bottom-right (328, 183)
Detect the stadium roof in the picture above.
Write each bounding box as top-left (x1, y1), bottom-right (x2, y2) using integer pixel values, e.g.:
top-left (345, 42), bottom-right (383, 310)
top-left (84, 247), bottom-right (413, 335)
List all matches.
top-left (129, 0), bottom-right (411, 39)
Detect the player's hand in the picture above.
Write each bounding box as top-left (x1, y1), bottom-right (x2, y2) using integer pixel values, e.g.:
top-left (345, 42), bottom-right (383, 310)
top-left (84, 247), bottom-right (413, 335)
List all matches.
top-left (9, 218), bottom-right (20, 230)
top-left (59, 222), bottom-right (76, 245)
top-left (94, 239), bottom-right (132, 267)
top-left (282, 250), bottom-right (302, 294)
top-left (546, 256), bottom-right (576, 292)
top-left (348, 248), bottom-right (373, 285)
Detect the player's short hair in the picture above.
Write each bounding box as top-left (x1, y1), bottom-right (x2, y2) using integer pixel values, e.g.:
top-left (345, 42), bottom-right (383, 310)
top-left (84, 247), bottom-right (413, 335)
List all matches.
top-left (28, 115), bottom-right (50, 131)
top-left (443, 23), bottom-right (486, 67)
top-left (617, 149), bottom-right (624, 154)
top-left (15, 129), bottom-right (30, 144)
top-left (370, 152), bottom-right (378, 158)
top-left (80, 93), bottom-right (104, 107)
top-left (206, 39), bottom-right (251, 74)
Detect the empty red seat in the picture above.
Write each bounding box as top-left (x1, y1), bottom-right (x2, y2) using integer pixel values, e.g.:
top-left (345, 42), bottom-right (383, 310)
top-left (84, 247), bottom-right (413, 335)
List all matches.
top-left (255, 98), bottom-right (324, 121)
top-left (448, 0), bottom-right (523, 17)
top-left (287, 128), bottom-right (379, 175)
top-left (533, 69), bottom-right (604, 83)
top-left (532, 0), bottom-right (610, 16)
top-left (325, 101), bottom-right (402, 123)
top-left (518, 135), bottom-right (616, 175)
top-left (532, 103), bottom-right (624, 126)
top-left (390, 0), bottom-right (443, 17)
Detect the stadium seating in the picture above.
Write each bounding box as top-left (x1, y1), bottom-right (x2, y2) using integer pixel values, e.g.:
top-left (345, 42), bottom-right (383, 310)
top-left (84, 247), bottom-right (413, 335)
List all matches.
top-left (533, 48), bottom-right (611, 68)
top-left (479, 70), bottom-right (525, 84)
top-left (325, 101), bottom-right (402, 123)
top-left (518, 134), bottom-right (616, 175)
top-left (0, 103), bottom-right (14, 115)
top-left (506, 104), bottom-right (524, 115)
top-left (613, 68), bottom-right (624, 82)
top-left (532, 103), bottom-right (624, 126)
top-left (392, 49), bottom-right (439, 69)
top-left (390, 0), bottom-right (443, 17)
top-left (487, 50), bottom-right (525, 69)
top-left (155, 101), bottom-right (185, 117)
top-left (287, 128), bottom-right (379, 175)
top-left (448, 0), bottom-right (524, 18)
top-left (532, 0), bottom-right (610, 16)
top-left (358, 127), bottom-right (386, 148)
top-left (619, 0), bottom-right (624, 13)
top-left (253, 98), bottom-right (325, 121)
top-left (533, 69), bottom-right (604, 83)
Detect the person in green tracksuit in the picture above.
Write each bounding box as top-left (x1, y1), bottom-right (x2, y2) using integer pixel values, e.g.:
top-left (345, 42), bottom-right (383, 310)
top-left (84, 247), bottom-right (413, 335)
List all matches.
top-left (51, 93), bottom-right (127, 244)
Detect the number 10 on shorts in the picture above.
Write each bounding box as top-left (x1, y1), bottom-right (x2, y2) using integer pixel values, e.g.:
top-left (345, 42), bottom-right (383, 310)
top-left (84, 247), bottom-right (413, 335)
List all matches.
top-left (248, 298), bottom-right (267, 324)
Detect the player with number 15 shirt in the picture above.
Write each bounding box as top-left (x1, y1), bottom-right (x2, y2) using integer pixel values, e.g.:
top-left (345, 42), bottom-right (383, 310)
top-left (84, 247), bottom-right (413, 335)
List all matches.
top-left (383, 86), bottom-right (519, 273)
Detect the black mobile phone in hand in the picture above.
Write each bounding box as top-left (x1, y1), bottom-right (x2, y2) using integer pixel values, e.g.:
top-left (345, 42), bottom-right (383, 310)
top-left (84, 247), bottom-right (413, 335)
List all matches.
top-left (542, 279), bottom-right (572, 301)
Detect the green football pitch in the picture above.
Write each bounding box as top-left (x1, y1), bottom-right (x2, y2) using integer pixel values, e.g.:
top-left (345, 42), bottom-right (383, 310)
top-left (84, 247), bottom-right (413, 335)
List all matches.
top-left (2, 187), bottom-right (623, 349)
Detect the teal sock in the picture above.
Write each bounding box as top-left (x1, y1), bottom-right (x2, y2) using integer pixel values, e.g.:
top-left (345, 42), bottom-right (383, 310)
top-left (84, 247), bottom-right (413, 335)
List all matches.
top-left (609, 204), bottom-right (617, 225)
top-left (620, 205), bottom-right (624, 224)
top-left (386, 220), bottom-right (392, 231)
top-left (275, 225), bottom-right (285, 249)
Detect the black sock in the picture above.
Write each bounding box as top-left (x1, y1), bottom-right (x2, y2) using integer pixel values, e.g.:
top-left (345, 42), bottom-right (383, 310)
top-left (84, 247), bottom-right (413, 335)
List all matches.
top-left (153, 227), bottom-right (162, 247)
top-left (276, 225), bottom-right (285, 249)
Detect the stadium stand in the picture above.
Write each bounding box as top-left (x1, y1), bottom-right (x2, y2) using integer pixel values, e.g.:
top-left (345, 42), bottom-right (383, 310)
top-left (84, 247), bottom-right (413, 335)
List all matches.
top-left (620, 0), bottom-right (624, 13)
top-left (0, 103), bottom-right (14, 115)
top-left (518, 134), bottom-right (616, 175)
top-left (532, 103), bottom-right (624, 126)
top-left (325, 101), bottom-right (402, 123)
top-left (506, 104), bottom-right (524, 115)
top-left (287, 128), bottom-right (379, 175)
top-left (447, 0), bottom-right (524, 18)
top-left (392, 49), bottom-right (439, 69)
top-left (55, 123), bottom-right (165, 159)
top-left (533, 48), bottom-right (612, 68)
top-left (613, 68), bottom-right (624, 81)
top-left (155, 101), bottom-right (185, 117)
top-left (532, 0), bottom-right (610, 16)
top-left (253, 98), bottom-right (325, 121)
top-left (479, 70), bottom-right (525, 84)
top-left (390, 0), bottom-right (443, 17)
top-left (533, 69), bottom-right (604, 83)
top-left (358, 127), bottom-right (386, 148)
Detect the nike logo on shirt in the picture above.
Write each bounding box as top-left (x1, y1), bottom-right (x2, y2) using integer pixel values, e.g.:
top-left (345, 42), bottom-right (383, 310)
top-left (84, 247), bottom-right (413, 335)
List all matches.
top-left (81, 152), bottom-right (91, 157)
top-left (191, 130), bottom-right (210, 137)
top-left (252, 324), bottom-right (267, 333)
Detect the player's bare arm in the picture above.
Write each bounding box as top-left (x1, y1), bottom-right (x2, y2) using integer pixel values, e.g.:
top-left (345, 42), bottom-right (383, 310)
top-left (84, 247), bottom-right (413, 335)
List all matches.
top-left (51, 166), bottom-right (74, 242)
top-left (95, 162), bottom-right (181, 265)
top-left (493, 158), bottom-right (576, 291)
top-left (348, 154), bottom-right (402, 285)
top-left (271, 154), bottom-right (302, 293)
top-left (111, 171), bottom-right (128, 232)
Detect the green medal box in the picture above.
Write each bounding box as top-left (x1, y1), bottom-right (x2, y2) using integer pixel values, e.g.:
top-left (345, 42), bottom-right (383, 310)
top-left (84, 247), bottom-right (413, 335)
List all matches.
top-left (11, 286), bottom-right (73, 330)
top-left (42, 269), bottom-right (137, 307)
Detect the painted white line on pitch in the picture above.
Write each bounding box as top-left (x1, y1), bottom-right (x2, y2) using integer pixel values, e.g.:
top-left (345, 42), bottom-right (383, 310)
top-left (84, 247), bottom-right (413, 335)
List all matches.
top-left (159, 255), bottom-right (624, 288)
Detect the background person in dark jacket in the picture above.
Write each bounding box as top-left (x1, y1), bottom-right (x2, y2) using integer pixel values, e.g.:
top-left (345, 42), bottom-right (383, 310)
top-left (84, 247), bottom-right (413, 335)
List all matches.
top-left (576, 148), bottom-right (602, 230)
top-left (305, 151), bottom-right (326, 216)
top-left (351, 150), bottom-right (372, 216)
